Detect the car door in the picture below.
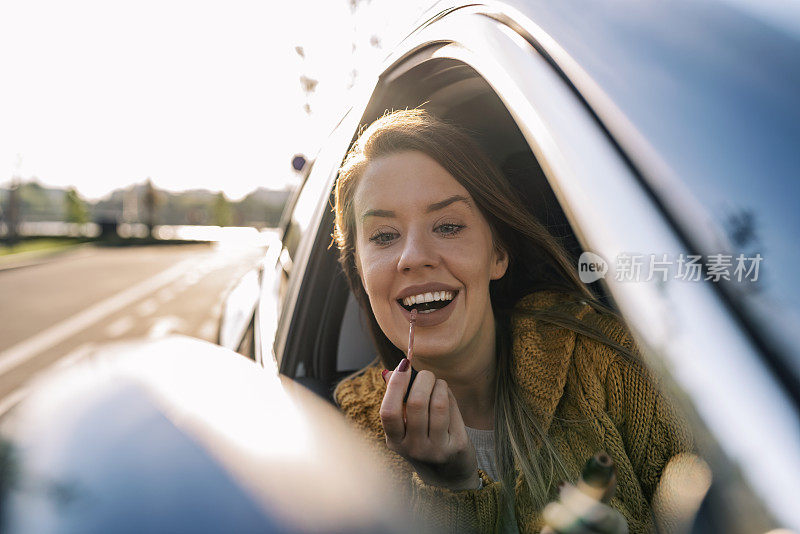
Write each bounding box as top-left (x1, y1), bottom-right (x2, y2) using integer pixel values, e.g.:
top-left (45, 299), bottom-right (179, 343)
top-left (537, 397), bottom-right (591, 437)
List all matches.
top-left (277, 5), bottom-right (800, 532)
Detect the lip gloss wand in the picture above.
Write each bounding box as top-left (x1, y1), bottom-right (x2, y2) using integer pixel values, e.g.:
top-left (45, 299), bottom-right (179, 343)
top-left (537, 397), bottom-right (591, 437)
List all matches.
top-left (403, 309), bottom-right (418, 402)
top-left (408, 308), bottom-right (417, 361)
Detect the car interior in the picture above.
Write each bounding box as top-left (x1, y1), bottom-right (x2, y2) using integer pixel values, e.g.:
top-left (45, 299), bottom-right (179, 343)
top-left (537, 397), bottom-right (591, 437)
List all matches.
top-left (288, 58), bottom-right (612, 403)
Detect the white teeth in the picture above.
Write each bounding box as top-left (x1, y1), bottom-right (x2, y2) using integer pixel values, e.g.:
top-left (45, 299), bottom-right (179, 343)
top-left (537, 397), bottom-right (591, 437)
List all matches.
top-left (401, 290), bottom-right (456, 307)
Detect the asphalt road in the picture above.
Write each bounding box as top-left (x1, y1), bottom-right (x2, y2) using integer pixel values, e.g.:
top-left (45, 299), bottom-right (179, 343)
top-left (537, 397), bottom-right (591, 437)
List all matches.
top-left (0, 242), bottom-right (266, 408)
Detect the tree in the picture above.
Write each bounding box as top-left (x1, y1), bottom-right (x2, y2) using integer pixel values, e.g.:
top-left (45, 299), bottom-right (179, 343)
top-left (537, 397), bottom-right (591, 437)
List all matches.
top-left (143, 178), bottom-right (159, 238)
top-left (213, 192), bottom-right (232, 226)
top-left (65, 188), bottom-right (90, 224)
top-left (3, 180), bottom-right (20, 246)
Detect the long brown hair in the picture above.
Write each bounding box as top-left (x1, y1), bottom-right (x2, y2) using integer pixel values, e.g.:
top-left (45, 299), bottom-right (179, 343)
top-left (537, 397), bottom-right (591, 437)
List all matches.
top-left (332, 109), bottom-right (635, 530)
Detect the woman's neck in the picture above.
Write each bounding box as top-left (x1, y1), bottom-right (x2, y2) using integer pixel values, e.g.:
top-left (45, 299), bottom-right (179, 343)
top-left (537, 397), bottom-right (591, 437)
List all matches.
top-left (418, 316), bottom-right (498, 431)
top-left (449, 364), bottom-right (496, 430)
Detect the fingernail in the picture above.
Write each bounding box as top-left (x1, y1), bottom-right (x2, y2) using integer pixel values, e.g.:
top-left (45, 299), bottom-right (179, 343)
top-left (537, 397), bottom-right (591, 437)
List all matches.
top-left (381, 369), bottom-right (389, 383)
top-left (397, 358), bottom-right (410, 372)
top-left (581, 452), bottom-right (615, 488)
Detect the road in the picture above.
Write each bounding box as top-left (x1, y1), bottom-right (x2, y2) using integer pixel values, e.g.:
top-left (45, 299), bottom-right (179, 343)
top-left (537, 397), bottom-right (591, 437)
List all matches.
top-left (0, 242), bottom-right (265, 409)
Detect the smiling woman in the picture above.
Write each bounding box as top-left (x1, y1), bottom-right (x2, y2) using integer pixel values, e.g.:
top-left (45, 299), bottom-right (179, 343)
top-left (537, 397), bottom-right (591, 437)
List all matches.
top-left (353, 150), bottom-right (506, 357)
top-left (331, 110), bottom-right (694, 534)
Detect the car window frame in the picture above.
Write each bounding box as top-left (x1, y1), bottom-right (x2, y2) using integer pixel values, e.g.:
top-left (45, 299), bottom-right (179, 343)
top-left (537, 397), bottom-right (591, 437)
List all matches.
top-left (275, 7), bottom-right (800, 529)
top-left (268, 87), bottom-right (378, 373)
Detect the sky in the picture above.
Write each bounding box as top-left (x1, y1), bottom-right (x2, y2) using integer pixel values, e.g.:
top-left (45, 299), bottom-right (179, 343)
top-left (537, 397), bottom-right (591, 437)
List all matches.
top-left (0, 0), bottom-right (431, 201)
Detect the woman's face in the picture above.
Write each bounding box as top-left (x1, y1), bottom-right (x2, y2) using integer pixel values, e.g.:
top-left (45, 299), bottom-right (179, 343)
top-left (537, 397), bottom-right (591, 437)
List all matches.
top-left (353, 150), bottom-right (508, 362)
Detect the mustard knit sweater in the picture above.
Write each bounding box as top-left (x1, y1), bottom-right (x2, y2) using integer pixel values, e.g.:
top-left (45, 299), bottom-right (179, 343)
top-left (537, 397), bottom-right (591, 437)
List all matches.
top-left (334, 290), bottom-right (693, 533)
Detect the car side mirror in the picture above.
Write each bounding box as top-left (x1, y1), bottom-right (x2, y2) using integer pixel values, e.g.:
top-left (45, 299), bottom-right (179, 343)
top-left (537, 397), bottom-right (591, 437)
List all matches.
top-left (0, 336), bottom-right (411, 533)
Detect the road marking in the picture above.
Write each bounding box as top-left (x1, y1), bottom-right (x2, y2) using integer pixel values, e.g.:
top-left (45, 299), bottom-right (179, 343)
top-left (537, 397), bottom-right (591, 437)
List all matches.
top-left (185, 271), bottom-right (202, 285)
top-left (148, 316), bottom-right (186, 339)
top-left (156, 287), bottom-right (176, 303)
top-left (105, 316), bottom-right (135, 338)
top-left (0, 342), bottom-right (96, 416)
top-left (0, 257), bottom-right (198, 377)
top-left (136, 298), bottom-right (159, 316)
top-left (53, 342), bottom-right (97, 370)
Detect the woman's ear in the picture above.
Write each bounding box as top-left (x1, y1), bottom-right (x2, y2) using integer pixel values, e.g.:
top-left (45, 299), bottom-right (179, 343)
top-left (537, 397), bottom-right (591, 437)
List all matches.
top-left (490, 244), bottom-right (509, 280)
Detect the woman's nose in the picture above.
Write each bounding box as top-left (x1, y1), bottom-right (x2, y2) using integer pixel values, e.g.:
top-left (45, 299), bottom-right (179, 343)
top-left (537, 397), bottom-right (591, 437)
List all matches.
top-left (397, 231), bottom-right (439, 272)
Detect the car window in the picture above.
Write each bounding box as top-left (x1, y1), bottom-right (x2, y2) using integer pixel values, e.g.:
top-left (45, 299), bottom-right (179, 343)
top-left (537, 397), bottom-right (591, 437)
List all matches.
top-left (276, 117), bottom-right (350, 306)
top-left (271, 105), bottom-right (372, 370)
top-left (336, 292), bottom-right (375, 372)
top-left (267, 9), bottom-right (800, 530)
top-left (339, 18), bottom-right (799, 528)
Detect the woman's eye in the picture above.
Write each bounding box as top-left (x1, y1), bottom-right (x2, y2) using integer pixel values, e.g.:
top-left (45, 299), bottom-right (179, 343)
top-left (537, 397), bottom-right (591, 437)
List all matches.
top-left (369, 231), bottom-right (398, 245)
top-left (436, 223), bottom-right (465, 236)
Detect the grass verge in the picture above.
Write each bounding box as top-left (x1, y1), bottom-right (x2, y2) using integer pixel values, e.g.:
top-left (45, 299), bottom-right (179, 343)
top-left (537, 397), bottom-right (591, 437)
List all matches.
top-left (0, 237), bottom-right (87, 257)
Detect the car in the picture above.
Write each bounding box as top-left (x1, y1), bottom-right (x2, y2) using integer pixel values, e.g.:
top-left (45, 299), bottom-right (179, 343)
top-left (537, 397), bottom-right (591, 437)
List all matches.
top-left (2, 1), bottom-right (798, 532)
top-left (218, 1), bottom-right (800, 532)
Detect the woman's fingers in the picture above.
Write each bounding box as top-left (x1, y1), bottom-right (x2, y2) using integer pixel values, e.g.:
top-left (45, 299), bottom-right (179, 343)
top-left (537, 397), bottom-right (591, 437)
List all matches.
top-left (379, 360), bottom-right (412, 442)
top-left (428, 379), bottom-right (450, 444)
top-left (379, 368), bottom-right (480, 490)
top-left (405, 370), bottom-right (435, 441)
top-left (544, 484), bottom-right (628, 534)
top-left (542, 500), bottom-right (574, 533)
top-left (542, 500), bottom-right (592, 534)
top-left (560, 485), bottom-right (628, 534)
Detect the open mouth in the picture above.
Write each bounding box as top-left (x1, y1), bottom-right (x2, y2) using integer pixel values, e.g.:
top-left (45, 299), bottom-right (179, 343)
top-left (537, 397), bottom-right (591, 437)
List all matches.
top-left (397, 290), bottom-right (458, 314)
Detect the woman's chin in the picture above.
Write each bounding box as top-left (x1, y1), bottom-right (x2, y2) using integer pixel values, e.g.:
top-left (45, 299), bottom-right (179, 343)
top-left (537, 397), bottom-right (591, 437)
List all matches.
top-left (405, 343), bottom-right (458, 362)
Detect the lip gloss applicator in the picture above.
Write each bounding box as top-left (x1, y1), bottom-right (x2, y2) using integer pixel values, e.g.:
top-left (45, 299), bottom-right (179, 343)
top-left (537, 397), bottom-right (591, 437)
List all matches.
top-left (403, 309), bottom-right (418, 402)
top-left (408, 308), bottom-right (417, 360)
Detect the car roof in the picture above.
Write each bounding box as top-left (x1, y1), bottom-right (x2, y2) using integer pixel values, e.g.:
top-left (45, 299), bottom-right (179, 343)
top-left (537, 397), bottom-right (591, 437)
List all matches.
top-left (406, 0), bottom-right (800, 379)
top-left (423, 0), bottom-right (800, 182)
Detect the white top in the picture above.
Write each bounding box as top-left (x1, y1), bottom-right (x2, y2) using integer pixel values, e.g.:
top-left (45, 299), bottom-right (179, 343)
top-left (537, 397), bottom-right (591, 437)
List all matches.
top-left (464, 426), bottom-right (520, 533)
top-left (464, 425), bottom-right (499, 481)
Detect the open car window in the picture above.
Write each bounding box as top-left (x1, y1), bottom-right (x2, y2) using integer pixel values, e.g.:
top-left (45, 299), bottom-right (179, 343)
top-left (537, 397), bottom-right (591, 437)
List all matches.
top-left (287, 10), bottom-right (799, 529)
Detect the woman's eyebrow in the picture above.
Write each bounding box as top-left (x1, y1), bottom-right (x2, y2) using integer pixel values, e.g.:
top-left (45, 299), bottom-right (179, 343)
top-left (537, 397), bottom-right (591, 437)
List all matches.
top-left (361, 195), bottom-right (471, 221)
top-left (425, 195), bottom-right (471, 213)
top-left (361, 208), bottom-right (395, 221)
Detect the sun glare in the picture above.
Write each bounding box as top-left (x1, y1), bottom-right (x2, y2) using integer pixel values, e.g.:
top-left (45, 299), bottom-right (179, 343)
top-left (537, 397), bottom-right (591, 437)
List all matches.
top-left (0, 0), bottom-right (421, 201)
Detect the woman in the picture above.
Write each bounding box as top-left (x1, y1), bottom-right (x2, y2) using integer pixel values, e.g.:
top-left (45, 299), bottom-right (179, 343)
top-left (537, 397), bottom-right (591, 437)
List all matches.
top-left (332, 109), bottom-right (693, 533)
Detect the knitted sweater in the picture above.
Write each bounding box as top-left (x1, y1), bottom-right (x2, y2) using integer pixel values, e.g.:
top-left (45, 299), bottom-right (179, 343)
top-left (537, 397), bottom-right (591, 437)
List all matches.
top-left (334, 290), bottom-right (693, 533)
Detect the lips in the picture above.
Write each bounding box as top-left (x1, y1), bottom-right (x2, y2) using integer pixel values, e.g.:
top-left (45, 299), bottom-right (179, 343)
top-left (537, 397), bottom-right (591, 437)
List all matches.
top-left (397, 290), bottom-right (458, 313)
top-left (397, 282), bottom-right (458, 300)
top-left (395, 290), bottom-right (459, 327)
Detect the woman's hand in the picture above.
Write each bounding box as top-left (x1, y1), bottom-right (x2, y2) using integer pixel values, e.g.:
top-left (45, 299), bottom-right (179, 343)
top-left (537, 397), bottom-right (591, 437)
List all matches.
top-left (381, 359), bottom-right (480, 491)
top-left (541, 479), bottom-right (628, 534)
